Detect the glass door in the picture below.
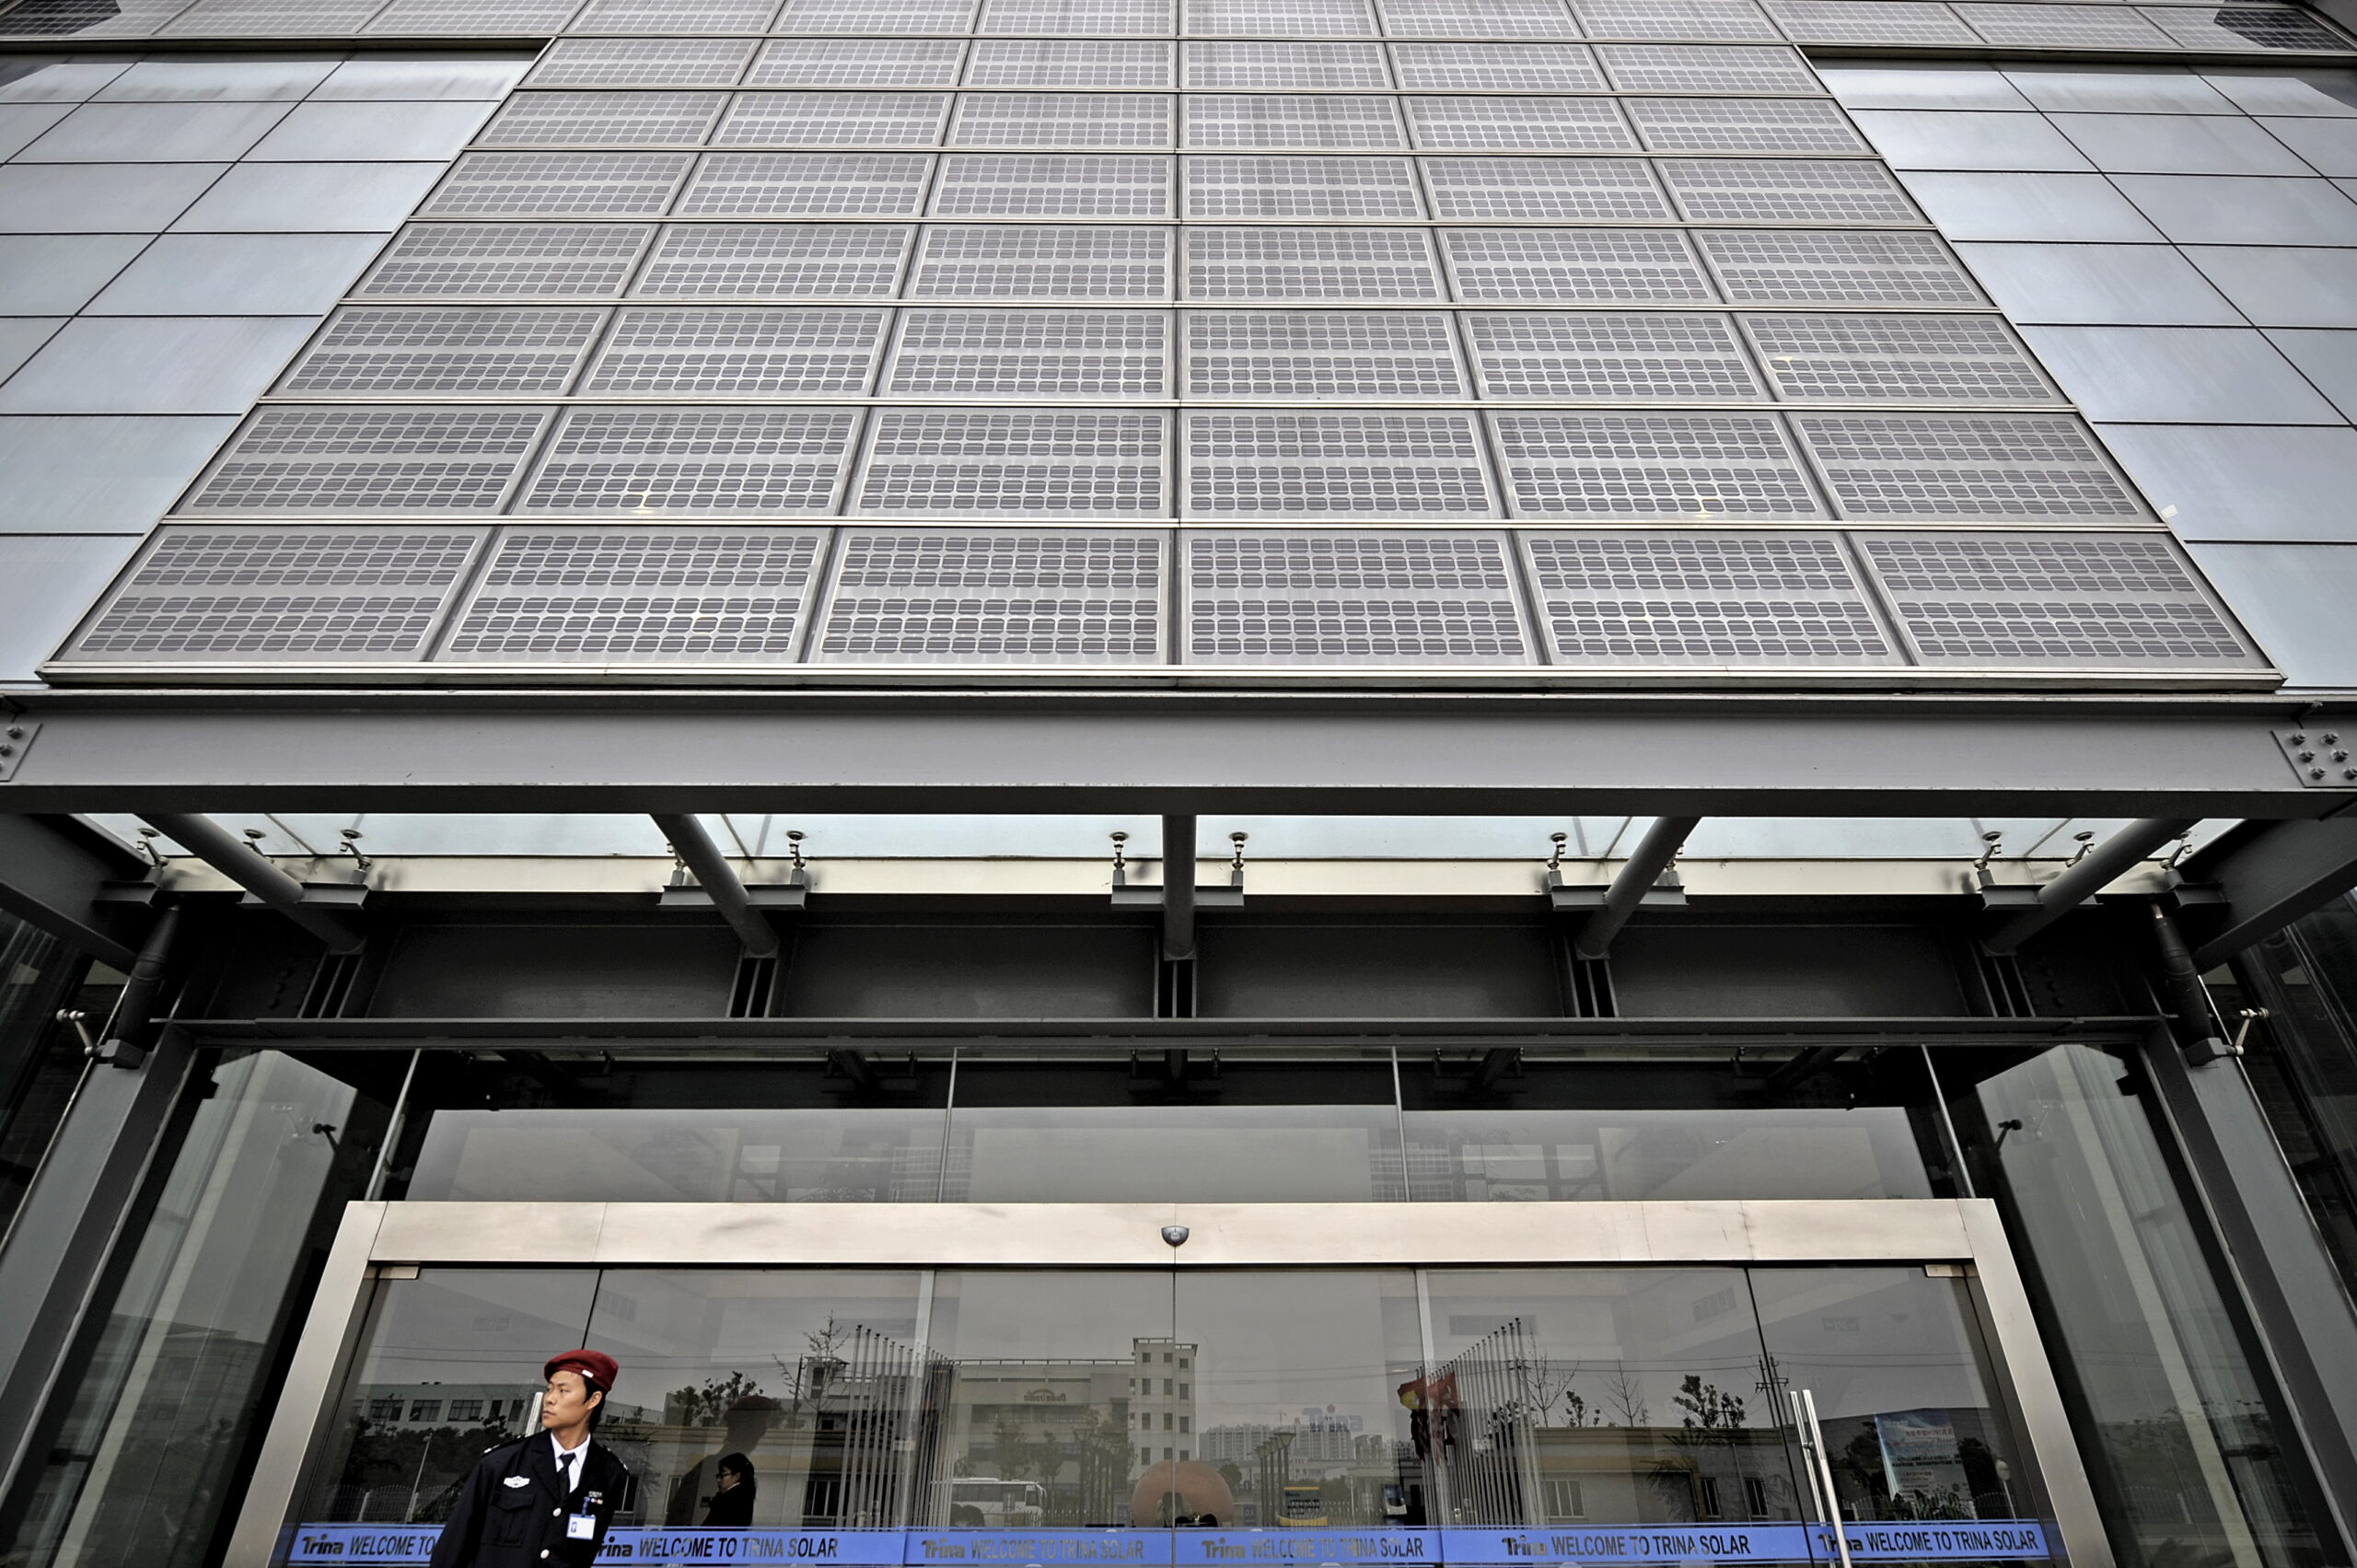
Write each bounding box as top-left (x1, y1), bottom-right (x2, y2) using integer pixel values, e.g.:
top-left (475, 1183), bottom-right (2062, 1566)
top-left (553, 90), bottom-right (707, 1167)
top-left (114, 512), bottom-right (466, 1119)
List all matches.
top-left (1755, 1269), bottom-right (2049, 1564)
top-left (273, 1263), bottom-right (2061, 1568)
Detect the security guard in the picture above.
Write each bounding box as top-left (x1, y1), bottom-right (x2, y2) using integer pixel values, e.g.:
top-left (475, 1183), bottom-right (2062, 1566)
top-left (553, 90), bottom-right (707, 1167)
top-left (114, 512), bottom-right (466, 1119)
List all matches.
top-left (427, 1351), bottom-right (632, 1568)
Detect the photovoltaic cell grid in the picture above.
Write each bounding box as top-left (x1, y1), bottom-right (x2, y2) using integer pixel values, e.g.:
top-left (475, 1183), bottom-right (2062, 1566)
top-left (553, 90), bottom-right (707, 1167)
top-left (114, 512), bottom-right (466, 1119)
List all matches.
top-left (29, 0), bottom-right (2316, 683)
top-left (59, 521), bottom-right (2264, 670)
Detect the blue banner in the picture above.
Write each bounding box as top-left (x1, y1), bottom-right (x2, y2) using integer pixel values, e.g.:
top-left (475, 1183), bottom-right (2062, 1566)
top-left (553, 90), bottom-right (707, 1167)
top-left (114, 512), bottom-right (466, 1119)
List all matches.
top-left (283, 1521), bottom-right (2051, 1568)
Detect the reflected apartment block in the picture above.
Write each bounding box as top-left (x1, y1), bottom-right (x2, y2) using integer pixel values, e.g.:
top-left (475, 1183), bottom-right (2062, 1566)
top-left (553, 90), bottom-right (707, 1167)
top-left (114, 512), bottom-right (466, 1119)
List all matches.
top-left (5, 3), bottom-right (2357, 1568)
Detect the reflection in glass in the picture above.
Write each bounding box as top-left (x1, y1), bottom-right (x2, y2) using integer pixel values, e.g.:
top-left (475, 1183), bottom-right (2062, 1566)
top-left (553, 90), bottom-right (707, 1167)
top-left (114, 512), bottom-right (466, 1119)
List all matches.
top-left (1403, 1108), bottom-right (1933, 1202)
top-left (946, 1104), bottom-right (1406, 1202)
top-left (408, 1108), bottom-right (948, 1202)
top-left (1177, 1271), bottom-right (1428, 1533)
top-left (0, 1051), bottom-right (389, 1568)
top-left (923, 1272), bottom-right (1170, 1529)
top-left (1954, 1043), bottom-right (2326, 1568)
top-left (584, 1271), bottom-right (930, 1529)
top-left (1422, 1270), bottom-right (1806, 1528)
top-left (298, 1268), bottom-right (599, 1527)
top-left (1749, 1268), bottom-right (2032, 1524)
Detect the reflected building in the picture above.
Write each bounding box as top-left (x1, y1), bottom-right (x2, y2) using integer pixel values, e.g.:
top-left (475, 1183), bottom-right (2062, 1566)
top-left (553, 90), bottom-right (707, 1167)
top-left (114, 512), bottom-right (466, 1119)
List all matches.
top-left (5, 2), bottom-right (2357, 1568)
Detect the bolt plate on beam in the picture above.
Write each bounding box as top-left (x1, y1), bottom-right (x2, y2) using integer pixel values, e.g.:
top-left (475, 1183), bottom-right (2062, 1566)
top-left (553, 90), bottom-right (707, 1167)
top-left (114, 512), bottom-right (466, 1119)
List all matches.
top-left (1549, 886), bottom-right (1689, 914)
top-left (2276, 726), bottom-right (2357, 787)
top-left (660, 885), bottom-right (807, 912)
top-left (0, 719), bottom-right (36, 782)
top-left (1111, 886), bottom-right (1245, 910)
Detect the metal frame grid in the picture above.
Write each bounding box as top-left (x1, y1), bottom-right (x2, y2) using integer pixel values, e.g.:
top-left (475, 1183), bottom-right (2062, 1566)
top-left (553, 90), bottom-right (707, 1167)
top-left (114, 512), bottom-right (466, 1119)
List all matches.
top-left (17, 0), bottom-right (2335, 691)
top-left (49, 517), bottom-right (2270, 679)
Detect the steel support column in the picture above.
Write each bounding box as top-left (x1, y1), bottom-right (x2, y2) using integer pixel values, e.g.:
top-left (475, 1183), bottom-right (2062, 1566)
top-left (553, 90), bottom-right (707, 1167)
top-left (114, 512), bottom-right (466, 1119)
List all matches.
top-left (1986, 818), bottom-right (2200, 952)
top-left (651, 813), bottom-right (780, 957)
top-left (0, 1025), bottom-right (196, 1506)
top-left (2185, 816), bottom-right (2357, 969)
top-left (2137, 1026), bottom-right (2357, 1560)
top-left (1163, 813), bottom-right (1197, 961)
top-left (1573, 815), bottom-right (1698, 958)
top-left (0, 815), bottom-right (142, 970)
top-left (141, 813), bottom-right (364, 954)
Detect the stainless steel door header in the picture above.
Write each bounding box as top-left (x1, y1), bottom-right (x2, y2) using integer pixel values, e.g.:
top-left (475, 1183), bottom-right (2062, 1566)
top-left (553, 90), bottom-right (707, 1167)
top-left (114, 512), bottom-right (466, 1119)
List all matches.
top-left (361, 1196), bottom-right (1978, 1265)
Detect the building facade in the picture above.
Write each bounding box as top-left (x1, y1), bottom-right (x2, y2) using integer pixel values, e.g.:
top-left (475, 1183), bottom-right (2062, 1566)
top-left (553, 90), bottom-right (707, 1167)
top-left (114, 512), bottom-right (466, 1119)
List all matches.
top-left (2, 0), bottom-right (2357, 1564)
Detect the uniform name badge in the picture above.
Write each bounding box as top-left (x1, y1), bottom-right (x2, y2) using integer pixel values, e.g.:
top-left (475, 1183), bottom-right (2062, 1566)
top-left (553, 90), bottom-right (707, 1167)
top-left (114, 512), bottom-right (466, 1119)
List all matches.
top-left (568, 1492), bottom-right (602, 1541)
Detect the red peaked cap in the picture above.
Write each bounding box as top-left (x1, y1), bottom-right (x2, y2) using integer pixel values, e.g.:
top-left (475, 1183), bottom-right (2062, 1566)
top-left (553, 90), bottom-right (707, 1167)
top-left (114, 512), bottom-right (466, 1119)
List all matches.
top-left (544, 1350), bottom-right (620, 1391)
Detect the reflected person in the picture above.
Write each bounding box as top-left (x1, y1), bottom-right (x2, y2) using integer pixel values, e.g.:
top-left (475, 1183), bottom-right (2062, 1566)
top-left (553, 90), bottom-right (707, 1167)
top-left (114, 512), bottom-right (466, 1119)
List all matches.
top-left (668, 1392), bottom-right (779, 1526)
top-left (427, 1351), bottom-right (630, 1568)
top-left (702, 1453), bottom-right (757, 1527)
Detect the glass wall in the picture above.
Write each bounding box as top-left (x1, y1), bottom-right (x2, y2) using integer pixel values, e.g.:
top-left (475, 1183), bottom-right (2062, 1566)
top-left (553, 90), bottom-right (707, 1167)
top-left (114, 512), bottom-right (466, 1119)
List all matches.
top-left (2217, 895), bottom-right (2357, 1288)
top-left (0, 1050), bottom-right (394, 1568)
top-left (0, 910), bottom-right (116, 1239)
top-left (284, 1263), bottom-right (2052, 1568)
top-left (398, 1051), bottom-right (1952, 1206)
top-left (1944, 1042), bottom-right (2327, 1568)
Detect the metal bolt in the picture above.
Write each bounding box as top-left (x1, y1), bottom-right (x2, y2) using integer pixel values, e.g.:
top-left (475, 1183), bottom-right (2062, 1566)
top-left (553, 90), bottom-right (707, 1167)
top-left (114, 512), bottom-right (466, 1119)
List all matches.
top-left (2337, 751), bottom-right (2350, 762)
top-left (2326, 733), bottom-right (2341, 744)
top-left (4, 726), bottom-right (18, 738)
top-left (2301, 751), bottom-right (2316, 762)
top-left (2314, 768), bottom-right (2329, 780)
top-left (1229, 830), bottom-right (1248, 870)
top-left (1547, 830), bottom-right (1567, 871)
top-left (0, 745), bottom-right (11, 758)
top-left (2291, 733), bottom-right (2309, 745)
top-left (1109, 830), bottom-right (1128, 872)
top-left (2347, 769), bottom-right (2357, 781)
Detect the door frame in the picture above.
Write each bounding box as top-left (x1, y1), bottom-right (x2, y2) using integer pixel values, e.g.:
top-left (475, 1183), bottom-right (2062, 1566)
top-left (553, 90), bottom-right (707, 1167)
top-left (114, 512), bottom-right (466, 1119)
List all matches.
top-left (227, 1198), bottom-right (2109, 1568)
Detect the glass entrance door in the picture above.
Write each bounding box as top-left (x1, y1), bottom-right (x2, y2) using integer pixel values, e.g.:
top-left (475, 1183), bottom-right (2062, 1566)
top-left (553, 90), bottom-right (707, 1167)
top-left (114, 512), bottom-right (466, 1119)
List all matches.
top-left (275, 1263), bottom-right (2056, 1568)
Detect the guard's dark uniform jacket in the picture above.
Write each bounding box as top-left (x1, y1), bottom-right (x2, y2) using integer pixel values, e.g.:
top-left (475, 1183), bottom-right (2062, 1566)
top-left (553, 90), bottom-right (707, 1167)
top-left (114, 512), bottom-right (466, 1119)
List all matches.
top-left (426, 1433), bottom-right (629, 1568)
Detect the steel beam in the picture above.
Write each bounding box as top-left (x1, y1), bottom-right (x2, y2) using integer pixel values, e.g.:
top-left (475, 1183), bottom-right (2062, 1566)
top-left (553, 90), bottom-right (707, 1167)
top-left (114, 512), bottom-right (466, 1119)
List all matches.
top-left (1985, 818), bottom-right (2201, 952)
top-left (2185, 817), bottom-right (2357, 969)
top-left (0, 815), bottom-right (142, 969)
top-left (168, 1014), bottom-right (2156, 1050)
top-left (1163, 813), bottom-right (1197, 960)
top-left (651, 813), bottom-right (780, 957)
top-left (1573, 815), bottom-right (1698, 958)
top-left (141, 813), bottom-right (365, 954)
top-left (2, 692), bottom-right (2351, 817)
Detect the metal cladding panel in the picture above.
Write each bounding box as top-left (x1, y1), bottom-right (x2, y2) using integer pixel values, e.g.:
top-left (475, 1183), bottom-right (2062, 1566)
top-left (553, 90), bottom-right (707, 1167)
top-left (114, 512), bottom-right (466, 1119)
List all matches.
top-left (62, 525), bottom-right (490, 663)
top-left (810, 528), bottom-right (1168, 662)
top-left (1520, 529), bottom-right (1899, 666)
top-left (23, 0), bottom-right (2317, 694)
top-left (1856, 531), bottom-right (2270, 669)
top-left (1186, 529), bottom-right (1535, 665)
top-left (439, 526), bottom-right (828, 662)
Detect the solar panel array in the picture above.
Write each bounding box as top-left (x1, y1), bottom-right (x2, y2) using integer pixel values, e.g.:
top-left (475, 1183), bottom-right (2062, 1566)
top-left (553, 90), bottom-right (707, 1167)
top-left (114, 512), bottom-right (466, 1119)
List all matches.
top-left (29, 0), bottom-right (2331, 680)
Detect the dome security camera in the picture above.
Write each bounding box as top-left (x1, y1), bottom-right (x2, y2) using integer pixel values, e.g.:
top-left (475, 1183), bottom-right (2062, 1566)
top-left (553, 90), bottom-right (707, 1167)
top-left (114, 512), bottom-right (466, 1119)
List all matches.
top-left (1162, 1225), bottom-right (1190, 1247)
